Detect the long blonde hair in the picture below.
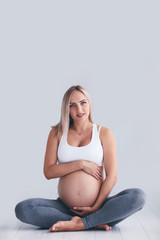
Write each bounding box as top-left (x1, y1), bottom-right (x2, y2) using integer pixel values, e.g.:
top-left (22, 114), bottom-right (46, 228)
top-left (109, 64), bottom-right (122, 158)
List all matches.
top-left (51, 85), bottom-right (93, 138)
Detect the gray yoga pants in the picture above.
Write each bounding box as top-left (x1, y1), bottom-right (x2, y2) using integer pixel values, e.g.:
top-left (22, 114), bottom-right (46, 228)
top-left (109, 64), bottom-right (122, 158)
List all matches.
top-left (15, 188), bottom-right (146, 229)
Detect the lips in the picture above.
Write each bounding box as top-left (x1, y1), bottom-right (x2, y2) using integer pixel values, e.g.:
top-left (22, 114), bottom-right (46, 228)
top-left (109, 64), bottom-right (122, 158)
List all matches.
top-left (77, 113), bottom-right (84, 117)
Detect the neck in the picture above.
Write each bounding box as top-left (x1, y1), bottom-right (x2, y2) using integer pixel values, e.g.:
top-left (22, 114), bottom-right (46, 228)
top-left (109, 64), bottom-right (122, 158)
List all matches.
top-left (71, 120), bottom-right (93, 133)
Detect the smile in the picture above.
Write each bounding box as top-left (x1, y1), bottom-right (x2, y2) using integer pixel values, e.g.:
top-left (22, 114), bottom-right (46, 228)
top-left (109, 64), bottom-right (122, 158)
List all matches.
top-left (77, 113), bottom-right (84, 118)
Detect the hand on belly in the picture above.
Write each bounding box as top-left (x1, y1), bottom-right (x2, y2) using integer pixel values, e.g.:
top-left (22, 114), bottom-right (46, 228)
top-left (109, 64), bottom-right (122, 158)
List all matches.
top-left (58, 170), bottom-right (102, 208)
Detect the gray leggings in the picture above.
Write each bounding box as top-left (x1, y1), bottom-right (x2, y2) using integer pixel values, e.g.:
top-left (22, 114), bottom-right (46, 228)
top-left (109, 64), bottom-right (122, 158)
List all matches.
top-left (15, 188), bottom-right (146, 229)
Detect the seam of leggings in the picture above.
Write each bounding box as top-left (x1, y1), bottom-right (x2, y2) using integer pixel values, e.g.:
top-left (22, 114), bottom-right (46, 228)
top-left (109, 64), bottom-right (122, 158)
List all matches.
top-left (81, 215), bottom-right (96, 229)
top-left (81, 217), bottom-right (89, 229)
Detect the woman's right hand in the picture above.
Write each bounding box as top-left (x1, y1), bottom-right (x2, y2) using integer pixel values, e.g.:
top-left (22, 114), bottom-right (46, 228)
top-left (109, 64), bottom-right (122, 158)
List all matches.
top-left (81, 160), bottom-right (103, 180)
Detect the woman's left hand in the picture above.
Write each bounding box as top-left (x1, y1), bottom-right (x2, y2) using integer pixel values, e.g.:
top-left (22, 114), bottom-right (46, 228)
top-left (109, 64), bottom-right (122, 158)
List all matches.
top-left (70, 206), bottom-right (95, 217)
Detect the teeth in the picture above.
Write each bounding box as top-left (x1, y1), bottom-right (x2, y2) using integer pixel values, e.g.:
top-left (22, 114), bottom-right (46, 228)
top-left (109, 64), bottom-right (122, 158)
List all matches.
top-left (77, 114), bottom-right (84, 117)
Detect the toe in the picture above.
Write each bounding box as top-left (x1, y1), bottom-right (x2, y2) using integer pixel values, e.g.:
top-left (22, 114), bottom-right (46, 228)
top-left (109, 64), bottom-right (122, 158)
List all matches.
top-left (105, 225), bottom-right (108, 231)
top-left (105, 224), bottom-right (112, 231)
top-left (49, 225), bottom-right (56, 232)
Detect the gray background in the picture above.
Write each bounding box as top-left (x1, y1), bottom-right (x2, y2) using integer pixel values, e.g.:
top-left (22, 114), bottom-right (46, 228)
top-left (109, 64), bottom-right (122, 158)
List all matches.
top-left (0, 0), bottom-right (159, 224)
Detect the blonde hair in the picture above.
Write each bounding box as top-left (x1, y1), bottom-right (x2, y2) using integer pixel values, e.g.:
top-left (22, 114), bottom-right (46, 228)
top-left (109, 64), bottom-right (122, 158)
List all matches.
top-left (51, 85), bottom-right (93, 139)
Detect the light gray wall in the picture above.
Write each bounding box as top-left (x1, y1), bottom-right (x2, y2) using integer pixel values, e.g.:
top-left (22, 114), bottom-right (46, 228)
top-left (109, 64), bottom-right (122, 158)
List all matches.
top-left (0, 0), bottom-right (160, 224)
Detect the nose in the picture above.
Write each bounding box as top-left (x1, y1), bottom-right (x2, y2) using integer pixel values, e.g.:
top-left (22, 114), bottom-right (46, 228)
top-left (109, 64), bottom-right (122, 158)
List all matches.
top-left (77, 103), bottom-right (83, 113)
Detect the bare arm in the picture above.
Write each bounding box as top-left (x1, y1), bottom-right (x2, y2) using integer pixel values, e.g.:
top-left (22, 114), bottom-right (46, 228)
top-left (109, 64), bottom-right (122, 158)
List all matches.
top-left (44, 161), bottom-right (84, 179)
top-left (43, 127), bottom-right (83, 179)
top-left (92, 127), bottom-right (118, 211)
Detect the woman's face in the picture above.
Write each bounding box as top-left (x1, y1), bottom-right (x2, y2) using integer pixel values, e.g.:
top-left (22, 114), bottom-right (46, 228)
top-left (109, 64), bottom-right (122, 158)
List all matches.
top-left (69, 91), bottom-right (90, 123)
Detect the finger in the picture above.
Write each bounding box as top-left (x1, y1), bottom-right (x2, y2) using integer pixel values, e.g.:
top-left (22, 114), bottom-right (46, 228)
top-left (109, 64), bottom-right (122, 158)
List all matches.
top-left (70, 208), bottom-right (84, 213)
top-left (72, 207), bottom-right (86, 210)
top-left (97, 168), bottom-right (102, 176)
top-left (93, 171), bottom-right (100, 179)
top-left (95, 172), bottom-right (102, 180)
top-left (98, 170), bottom-right (102, 178)
top-left (98, 166), bottom-right (103, 170)
top-left (98, 167), bottom-right (102, 173)
top-left (70, 210), bottom-right (83, 216)
top-left (70, 208), bottom-right (81, 213)
top-left (96, 167), bottom-right (102, 174)
top-left (93, 174), bottom-right (99, 180)
top-left (70, 209), bottom-right (81, 214)
top-left (95, 174), bottom-right (101, 180)
top-left (96, 171), bottom-right (102, 178)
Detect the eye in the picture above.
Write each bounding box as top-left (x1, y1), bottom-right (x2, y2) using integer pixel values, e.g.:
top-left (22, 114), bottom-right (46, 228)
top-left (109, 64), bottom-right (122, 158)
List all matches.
top-left (81, 101), bottom-right (86, 105)
top-left (69, 104), bottom-right (75, 108)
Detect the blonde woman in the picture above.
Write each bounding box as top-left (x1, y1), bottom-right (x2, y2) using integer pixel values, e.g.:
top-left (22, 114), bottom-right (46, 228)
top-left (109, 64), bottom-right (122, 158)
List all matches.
top-left (15, 85), bottom-right (146, 232)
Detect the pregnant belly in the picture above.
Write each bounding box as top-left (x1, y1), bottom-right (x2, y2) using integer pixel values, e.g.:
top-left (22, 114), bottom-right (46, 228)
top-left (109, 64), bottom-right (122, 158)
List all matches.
top-left (58, 170), bottom-right (103, 208)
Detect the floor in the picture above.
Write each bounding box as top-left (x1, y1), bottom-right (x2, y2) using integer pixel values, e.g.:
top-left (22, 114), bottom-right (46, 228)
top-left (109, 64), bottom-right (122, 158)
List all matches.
top-left (1, 203), bottom-right (160, 240)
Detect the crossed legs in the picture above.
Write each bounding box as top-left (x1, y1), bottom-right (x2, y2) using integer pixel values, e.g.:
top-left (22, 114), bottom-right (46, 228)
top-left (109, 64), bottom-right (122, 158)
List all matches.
top-left (15, 188), bottom-right (146, 231)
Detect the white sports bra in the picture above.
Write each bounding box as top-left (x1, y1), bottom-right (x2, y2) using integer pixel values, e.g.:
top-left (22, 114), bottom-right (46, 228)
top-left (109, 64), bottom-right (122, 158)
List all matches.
top-left (57, 123), bottom-right (104, 166)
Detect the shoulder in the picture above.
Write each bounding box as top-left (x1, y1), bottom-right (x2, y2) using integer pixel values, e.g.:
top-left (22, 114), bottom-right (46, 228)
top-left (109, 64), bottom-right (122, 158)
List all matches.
top-left (100, 126), bottom-right (113, 136)
top-left (99, 126), bottom-right (115, 146)
top-left (50, 126), bottom-right (58, 137)
top-left (50, 126), bottom-right (63, 144)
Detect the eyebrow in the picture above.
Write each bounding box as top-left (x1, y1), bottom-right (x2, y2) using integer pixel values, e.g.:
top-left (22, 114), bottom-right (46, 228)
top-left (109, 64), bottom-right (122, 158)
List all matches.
top-left (69, 99), bottom-right (87, 104)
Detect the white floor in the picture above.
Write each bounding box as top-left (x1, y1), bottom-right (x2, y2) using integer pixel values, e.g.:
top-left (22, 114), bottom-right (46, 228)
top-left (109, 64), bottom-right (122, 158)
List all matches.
top-left (1, 203), bottom-right (160, 240)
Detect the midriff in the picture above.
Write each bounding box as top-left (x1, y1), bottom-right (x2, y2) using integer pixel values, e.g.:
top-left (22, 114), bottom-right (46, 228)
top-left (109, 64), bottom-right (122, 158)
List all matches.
top-left (58, 168), bottom-right (104, 208)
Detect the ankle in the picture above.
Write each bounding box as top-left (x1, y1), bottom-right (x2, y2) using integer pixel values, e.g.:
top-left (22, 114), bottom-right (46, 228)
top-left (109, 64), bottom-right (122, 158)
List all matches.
top-left (77, 218), bottom-right (85, 229)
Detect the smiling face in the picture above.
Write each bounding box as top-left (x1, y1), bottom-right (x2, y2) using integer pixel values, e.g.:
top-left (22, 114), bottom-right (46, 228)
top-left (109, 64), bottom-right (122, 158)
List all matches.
top-left (69, 90), bottom-right (90, 123)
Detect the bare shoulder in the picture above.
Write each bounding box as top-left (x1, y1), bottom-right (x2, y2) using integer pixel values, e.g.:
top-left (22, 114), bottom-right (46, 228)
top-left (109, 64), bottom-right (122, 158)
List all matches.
top-left (49, 126), bottom-right (63, 144)
top-left (99, 126), bottom-right (115, 146)
top-left (100, 126), bottom-right (114, 136)
top-left (49, 126), bottom-right (58, 138)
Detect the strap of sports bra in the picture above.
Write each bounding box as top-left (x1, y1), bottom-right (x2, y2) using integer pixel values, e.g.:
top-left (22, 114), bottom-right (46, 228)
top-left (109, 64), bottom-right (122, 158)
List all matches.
top-left (98, 125), bottom-right (102, 135)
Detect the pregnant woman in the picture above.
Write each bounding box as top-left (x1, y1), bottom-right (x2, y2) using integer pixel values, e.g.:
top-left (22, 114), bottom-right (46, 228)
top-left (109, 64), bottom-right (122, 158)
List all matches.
top-left (15, 85), bottom-right (146, 232)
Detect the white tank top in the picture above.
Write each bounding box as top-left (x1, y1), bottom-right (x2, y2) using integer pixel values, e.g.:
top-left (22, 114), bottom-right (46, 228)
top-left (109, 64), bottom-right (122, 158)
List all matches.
top-left (57, 123), bottom-right (104, 166)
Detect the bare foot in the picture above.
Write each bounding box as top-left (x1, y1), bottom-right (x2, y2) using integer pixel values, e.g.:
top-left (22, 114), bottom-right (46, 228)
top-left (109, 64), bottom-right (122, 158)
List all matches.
top-left (49, 216), bottom-right (112, 232)
top-left (92, 224), bottom-right (112, 231)
top-left (49, 216), bottom-right (85, 232)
